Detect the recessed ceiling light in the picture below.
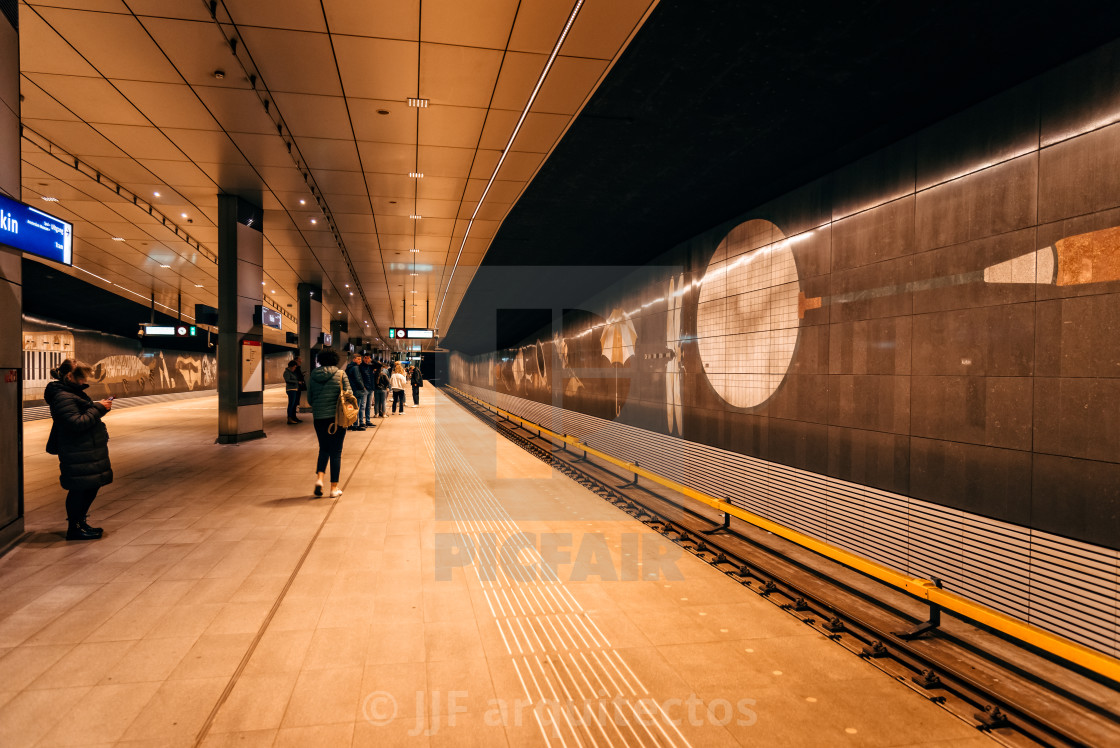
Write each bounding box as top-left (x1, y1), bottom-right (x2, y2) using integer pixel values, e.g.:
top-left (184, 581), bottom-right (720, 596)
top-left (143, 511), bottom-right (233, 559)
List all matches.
top-left (271, 290), bottom-right (275, 293)
top-left (153, 191), bottom-right (161, 197)
top-left (41, 196), bottom-right (58, 202)
top-left (409, 215), bottom-right (421, 220)
top-left (299, 199), bottom-right (306, 205)
top-left (349, 292), bottom-right (353, 296)
top-left (111, 237), bottom-right (125, 241)
top-left (410, 290), bottom-right (418, 293)
top-left (409, 172), bottom-right (424, 178)
top-left (407, 98), bottom-right (429, 108)
top-left (181, 213), bottom-right (188, 218)
top-left (159, 264), bottom-right (171, 268)
top-left (410, 272), bottom-right (419, 276)
top-left (195, 284), bottom-right (204, 288)
top-left (261, 281), bottom-right (266, 285)
top-left (409, 248), bottom-right (420, 253)
top-left (345, 283), bottom-right (349, 287)
top-left (310, 218), bottom-right (317, 224)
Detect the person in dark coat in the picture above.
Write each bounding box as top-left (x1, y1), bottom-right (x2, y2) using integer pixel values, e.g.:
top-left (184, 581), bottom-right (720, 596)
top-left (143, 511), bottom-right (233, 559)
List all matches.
top-left (358, 353), bottom-right (377, 426)
top-left (409, 364), bottom-right (423, 407)
top-left (44, 359), bottom-right (114, 541)
top-left (345, 353), bottom-right (368, 430)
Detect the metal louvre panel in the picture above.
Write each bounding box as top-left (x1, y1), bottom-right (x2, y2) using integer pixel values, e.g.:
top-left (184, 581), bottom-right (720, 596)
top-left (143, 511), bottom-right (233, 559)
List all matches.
top-left (451, 382), bottom-right (1119, 654)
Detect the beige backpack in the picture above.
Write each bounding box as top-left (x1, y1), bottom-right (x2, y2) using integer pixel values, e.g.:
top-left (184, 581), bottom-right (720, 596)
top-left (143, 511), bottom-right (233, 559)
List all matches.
top-left (331, 371), bottom-right (359, 432)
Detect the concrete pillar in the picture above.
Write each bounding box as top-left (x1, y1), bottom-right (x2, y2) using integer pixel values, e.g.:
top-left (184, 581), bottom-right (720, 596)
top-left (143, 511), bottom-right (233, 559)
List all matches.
top-left (216, 194), bottom-right (265, 444)
top-left (0, 3), bottom-right (22, 548)
top-left (296, 282), bottom-right (321, 411)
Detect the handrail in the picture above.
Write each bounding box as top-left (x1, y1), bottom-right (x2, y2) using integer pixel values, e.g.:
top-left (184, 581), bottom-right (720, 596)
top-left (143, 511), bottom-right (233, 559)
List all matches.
top-left (446, 385), bottom-right (1120, 684)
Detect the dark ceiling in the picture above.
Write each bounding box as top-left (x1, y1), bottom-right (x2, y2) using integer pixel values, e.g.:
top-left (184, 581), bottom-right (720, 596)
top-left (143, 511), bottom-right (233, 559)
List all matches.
top-left (443, 0), bottom-right (1120, 353)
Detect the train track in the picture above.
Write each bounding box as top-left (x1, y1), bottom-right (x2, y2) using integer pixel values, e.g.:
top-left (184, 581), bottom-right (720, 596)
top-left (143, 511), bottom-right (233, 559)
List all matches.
top-left (441, 386), bottom-right (1120, 748)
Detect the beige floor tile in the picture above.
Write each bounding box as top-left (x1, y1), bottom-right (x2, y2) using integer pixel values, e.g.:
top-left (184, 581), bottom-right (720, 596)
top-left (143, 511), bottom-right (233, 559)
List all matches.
top-left (146, 602), bottom-right (225, 639)
top-left (100, 635), bottom-right (199, 684)
top-left (0, 643), bottom-right (75, 691)
top-left (29, 639), bottom-right (135, 689)
top-left (204, 601), bottom-right (274, 636)
top-left (168, 633), bottom-right (254, 680)
top-left (303, 625), bottom-right (371, 670)
top-left (0, 686), bottom-right (91, 747)
top-left (353, 717), bottom-right (432, 747)
top-left (428, 709), bottom-right (510, 747)
top-left (40, 681), bottom-right (162, 745)
top-left (274, 721), bottom-right (355, 747)
top-left (281, 666), bottom-right (364, 728)
top-left (120, 676), bottom-right (228, 742)
top-left (425, 658), bottom-right (496, 717)
top-left (367, 622), bottom-right (427, 664)
top-left (198, 728), bottom-right (277, 747)
top-left (425, 619), bottom-right (486, 662)
top-left (208, 671), bottom-right (300, 733)
top-left (241, 628), bottom-right (313, 676)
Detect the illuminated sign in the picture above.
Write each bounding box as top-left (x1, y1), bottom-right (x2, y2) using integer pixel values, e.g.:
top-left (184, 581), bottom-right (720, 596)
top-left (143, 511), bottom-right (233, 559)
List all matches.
top-left (259, 307), bottom-right (282, 330)
top-left (141, 324), bottom-right (196, 337)
top-left (389, 327), bottom-right (434, 340)
top-left (0, 194), bottom-right (73, 265)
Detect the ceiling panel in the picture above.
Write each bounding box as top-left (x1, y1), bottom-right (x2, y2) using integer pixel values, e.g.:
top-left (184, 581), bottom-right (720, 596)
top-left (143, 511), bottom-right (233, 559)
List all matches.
top-left (417, 144), bottom-right (480, 179)
top-left (225, 0), bottom-right (328, 34)
top-left (420, 0), bottom-right (519, 49)
top-left (237, 27), bottom-right (341, 96)
top-left (96, 123), bottom-right (184, 160)
top-left (18, 8), bottom-right (99, 77)
top-left (356, 141), bottom-right (416, 176)
top-left (26, 73), bottom-right (149, 125)
top-left (533, 57), bottom-right (609, 115)
top-left (333, 36), bottom-right (417, 102)
top-left (33, 6), bottom-right (182, 82)
top-left (113, 80), bottom-right (221, 130)
top-left (21, 118), bottom-right (126, 157)
top-left (419, 105), bottom-right (487, 150)
top-left (419, 43), bottom-right (503, 108)
top-left (322, 0), bottom-right (418, 39)
top-left (272, 92), bottom-right (352, 139)
top-left (562, 0), bottom-right (653, 60)
top-left (192, 85), bottom-right (278, 135)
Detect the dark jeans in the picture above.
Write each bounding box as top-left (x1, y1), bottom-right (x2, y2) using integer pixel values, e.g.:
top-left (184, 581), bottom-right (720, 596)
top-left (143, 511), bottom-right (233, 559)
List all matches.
top-left (313, 418), bottom-right (346, 482)
top-left (66, 486), bottom-right (100, 522)
top-left (412, 384), bottom-right (420, 405)
top-left (286, 389), bottom-right (300, 420)
top-left (392, 389), bottom-right (405, 413)
top-left (355, 390), bottom-right (370, 425)
top-left (374, 389), bottom-right (387, 416)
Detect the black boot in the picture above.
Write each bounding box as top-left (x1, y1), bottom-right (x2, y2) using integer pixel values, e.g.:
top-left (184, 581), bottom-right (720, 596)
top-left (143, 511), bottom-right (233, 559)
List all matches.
top-left (66, 519), bottom-right (101, 540)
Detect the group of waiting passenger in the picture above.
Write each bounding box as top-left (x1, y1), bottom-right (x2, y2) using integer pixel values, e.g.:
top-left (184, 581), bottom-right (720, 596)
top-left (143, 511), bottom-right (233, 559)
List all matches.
top-left (44, 350), bottom-right (425, 540)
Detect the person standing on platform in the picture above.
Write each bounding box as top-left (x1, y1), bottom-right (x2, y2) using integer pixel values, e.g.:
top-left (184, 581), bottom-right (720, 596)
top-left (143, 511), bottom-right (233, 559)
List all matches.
top-left (308, 349), bottom-right (350, 498)
top-left (374, 361), bottom-right (390, 417)
top-left (44, 359), bottom-right (113, 541)
top-left (359, 353), bottom-right (377, 425)
top-left (410, 363), bottom-right (423, 407)
top-left (390, 362), bottom-right (408, 414)
top-left (345, 353), bottom-right (368, 431)
top-left (283, 359), bottom-right (302, 424)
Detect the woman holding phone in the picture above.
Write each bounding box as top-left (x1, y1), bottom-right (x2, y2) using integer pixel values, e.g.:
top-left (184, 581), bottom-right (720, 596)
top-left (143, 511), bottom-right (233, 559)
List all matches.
top-left (44, 359), bottom-right (114, 540)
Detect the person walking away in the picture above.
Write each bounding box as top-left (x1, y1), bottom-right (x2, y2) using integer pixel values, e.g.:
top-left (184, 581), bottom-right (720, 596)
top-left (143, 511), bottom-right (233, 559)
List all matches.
top-left (283, 359), bottom-right (302, 424)
top-left (307, 348), bottom-right (350, 498)
top-left (390, 362), bottom-right (407, 414)
top-left (374, 361), bottom-right (390, 417)
top-left (359, 353), bottom-right (377, 426)
top-left (44, 359), bottom-right (113, 540)
top-left (345, 353), bottom-right (368, 431)
top-left (410, 363), bottom-right (423, 407)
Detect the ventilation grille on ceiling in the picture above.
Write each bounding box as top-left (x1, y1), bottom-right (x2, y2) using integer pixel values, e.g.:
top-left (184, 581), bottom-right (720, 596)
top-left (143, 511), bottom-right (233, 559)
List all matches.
top-left (0, 0), bottom-right (16, 31)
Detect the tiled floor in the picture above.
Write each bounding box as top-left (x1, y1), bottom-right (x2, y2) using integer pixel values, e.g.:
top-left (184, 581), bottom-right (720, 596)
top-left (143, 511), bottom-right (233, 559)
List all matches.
top-left (0, 387), bottom-right (992, 746)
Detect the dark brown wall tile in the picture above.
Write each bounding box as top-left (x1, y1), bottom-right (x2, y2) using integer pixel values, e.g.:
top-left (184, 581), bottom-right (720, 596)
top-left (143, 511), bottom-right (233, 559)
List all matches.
top-left (916, 80), bottom-right (1039, 191)
top-left (1040, 41), bottom-right (1120, 147)
top-left (828, 374), bottom-right (910, 433)
top-left (1034, 295), bottom-right (1120, 378)
top-left (832, 136), bottom-right (916, 220)
top-left (910, 437), bottom-right (1032, 524)
top-left (790, 223), bottom-right (832, 279)
top-left (911, 304), bottom-right (1034, 376)
top-left (769, 418), bottom-right (829, 476)
top-left (831, 196), bottom-right (915, 271)
top-left (915, 153), bottom-right (1038, 252)
top-left (829, 253), bottom-right (924, 323)
top-left (827, 426), bottom-right (909, 495)
top-left (789, 324), bottom-right (829, 375)
top-left (911, 228), bottom-right (1038, 314)
top-left (768, 373), bottom-right (829, 424)
top-left (1039, 121), bottom-right (1120, 223)
top-left (726, 412), bottom-right (767, 460)
top-left (1032, 454), bottom-right (1120, 550)
top-left (1033, 377), bottom-right (1120, 463)
top-left (910, 376), bottom-right (1033, 450)
top-left (828, 317), bottom-right (912, 375)
top-left (1035, 207), bottom-right (1120, 302)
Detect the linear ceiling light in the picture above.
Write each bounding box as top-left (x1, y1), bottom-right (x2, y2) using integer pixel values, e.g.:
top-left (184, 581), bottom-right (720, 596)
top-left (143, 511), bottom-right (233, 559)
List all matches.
top-left (41, 196), bottom-right (58, 202)
top-left (409, 214), bottom-right (422, 220)
top-left (409, 172), bottom-right (424, 178)
top-left (435, 0), bottom-right (586, 328)
top-left (407, 98), bottom-right (429, 108)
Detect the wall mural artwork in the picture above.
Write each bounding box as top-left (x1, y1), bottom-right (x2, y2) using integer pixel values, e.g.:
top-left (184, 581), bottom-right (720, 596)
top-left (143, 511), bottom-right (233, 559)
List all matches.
top-left (22, 317), bottom-right (289, 403)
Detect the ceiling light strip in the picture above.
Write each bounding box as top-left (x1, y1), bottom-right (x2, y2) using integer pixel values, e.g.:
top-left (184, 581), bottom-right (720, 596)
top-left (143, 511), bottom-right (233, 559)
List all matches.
top-left (435, 0), bottom-right (586, 328)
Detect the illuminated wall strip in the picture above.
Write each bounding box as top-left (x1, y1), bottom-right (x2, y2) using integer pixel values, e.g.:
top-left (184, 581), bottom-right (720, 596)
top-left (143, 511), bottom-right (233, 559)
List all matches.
top-left (434, 0), bottom-right (586, 328)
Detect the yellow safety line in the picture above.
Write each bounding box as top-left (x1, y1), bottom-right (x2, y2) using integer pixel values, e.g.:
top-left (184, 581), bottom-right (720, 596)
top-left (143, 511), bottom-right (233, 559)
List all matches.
top-left (448, 386), bottom-right (1120, 684)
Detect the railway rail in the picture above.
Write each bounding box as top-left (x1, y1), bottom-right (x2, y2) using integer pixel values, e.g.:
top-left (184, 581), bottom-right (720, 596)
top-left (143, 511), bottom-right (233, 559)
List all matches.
top-left (441, 385), bottom-right (1120, 748)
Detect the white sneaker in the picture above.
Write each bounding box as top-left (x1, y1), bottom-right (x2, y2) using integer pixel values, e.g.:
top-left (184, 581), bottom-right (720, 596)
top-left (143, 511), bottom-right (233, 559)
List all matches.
top-left (330, 489), bottom-right (343, 498)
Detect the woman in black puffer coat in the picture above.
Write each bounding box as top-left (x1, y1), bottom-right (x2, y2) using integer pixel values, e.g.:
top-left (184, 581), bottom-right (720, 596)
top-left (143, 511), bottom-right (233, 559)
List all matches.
top-left (45, 359), bottom-right (114, 540)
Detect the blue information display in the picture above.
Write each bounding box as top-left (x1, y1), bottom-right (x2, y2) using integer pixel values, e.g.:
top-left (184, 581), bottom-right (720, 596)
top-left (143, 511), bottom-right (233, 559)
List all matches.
top-left (0, 194), bottom-right (73, 265)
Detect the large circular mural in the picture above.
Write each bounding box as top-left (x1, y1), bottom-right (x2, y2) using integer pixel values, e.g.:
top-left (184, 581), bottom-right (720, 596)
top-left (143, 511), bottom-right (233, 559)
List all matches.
top-left (696, 218), bottom-right (800, 409)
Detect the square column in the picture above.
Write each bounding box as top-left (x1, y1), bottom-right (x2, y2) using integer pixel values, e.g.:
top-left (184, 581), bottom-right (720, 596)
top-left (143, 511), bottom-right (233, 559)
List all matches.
top-left (0, 4), bottom-right (22, 549)
top-left (216, 194), bottom-right (265, 444)
top-left (297, 282), bottom-right (321, 411)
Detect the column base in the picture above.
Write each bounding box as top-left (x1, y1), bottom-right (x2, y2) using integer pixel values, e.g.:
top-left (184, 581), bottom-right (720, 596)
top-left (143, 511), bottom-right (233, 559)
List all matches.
top-left (216, 430), bottom-right (267, 445)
